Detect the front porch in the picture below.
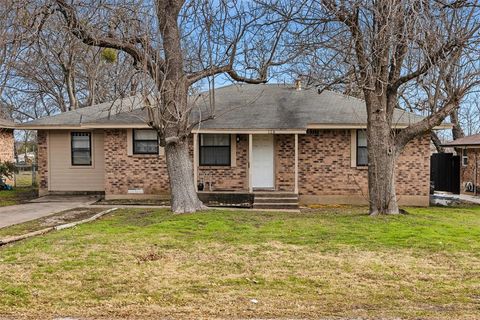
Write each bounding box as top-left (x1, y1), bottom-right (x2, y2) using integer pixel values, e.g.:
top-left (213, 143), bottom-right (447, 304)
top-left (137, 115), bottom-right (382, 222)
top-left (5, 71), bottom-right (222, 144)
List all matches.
top-left (197, 190), bottom-right (299, 210)
top-left (193, 132), bottom-right (300, 194)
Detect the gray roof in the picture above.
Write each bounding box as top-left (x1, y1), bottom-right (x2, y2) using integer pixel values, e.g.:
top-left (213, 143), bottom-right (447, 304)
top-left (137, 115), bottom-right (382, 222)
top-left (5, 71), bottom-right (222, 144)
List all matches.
top-left (442, 134), bottom-right (480, 147)
top-left (0, 106), bottom-right (14, 128)
top-left (20, 84), bottom-right (439, 130)
top-left (0, 118), bottom-right (14, 129)
top-left (18, 95), bottom-right (146, 127)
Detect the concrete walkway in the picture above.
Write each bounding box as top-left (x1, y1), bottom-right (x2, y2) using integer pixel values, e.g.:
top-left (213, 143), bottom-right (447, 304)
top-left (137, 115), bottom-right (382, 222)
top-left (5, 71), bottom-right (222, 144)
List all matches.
top-left (431, 192), bottom-right (480, 205)
top-left (0, 196), bottom-right (98, 229)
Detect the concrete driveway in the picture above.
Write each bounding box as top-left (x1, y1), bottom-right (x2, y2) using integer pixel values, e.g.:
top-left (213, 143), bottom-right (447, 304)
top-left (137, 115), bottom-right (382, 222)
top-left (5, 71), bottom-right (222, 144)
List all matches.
top-left (0, 196), bottom-right (99, 229)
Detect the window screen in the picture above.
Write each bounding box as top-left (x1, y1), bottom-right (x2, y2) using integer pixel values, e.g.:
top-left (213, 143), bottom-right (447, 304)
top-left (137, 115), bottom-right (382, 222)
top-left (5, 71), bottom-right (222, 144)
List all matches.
top-left (199, 134), bottom-right (231, 166)
top-left (356, 130), bottom-right (368, 166)
top-left (71, 132), bottom-right (92, 166)
top-left (133, 129), bottom-right (159, 154)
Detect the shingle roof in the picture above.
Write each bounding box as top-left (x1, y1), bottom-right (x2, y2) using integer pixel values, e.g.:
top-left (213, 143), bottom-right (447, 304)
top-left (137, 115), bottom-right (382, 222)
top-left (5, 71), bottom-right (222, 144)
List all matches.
top-left (18, 95), bottom-right (145, 128)
top-left (0, 118), bottom-right (14, 129)
top-left (0, 106), bottom-right (14, 128)
top-left (19, 84), bottom-right (446, 130)
top-left (442, 134), bottom-right (480, 147)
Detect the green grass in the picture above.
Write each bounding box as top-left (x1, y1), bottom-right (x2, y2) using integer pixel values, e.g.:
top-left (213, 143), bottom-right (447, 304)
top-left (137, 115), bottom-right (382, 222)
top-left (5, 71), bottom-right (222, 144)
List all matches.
top-left (0, 205), bottom-right (479, 319)
top-left (0, 187), bottom-right (37, 207)
top-left (0, 207), bottom-right (105, 238)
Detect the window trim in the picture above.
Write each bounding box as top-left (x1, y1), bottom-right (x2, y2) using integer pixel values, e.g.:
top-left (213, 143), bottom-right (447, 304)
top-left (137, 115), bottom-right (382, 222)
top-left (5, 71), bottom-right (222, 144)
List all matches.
top-left (199, 133), bottom-right (231, 167)
top-left (133, 129), bottom-right (159, 155)
top-left (462, 148), bottom-right (468, 167)
top-left (356, 129), bottom-right (368, 167)
top-left (71, 132), bottom-right (92, 166)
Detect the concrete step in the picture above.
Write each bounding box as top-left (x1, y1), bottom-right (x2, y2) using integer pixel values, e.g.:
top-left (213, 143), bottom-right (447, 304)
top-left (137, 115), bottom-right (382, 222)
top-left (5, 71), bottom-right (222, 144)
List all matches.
top-left (254, 197), bottom-right (299, 204)
top-left (254, 193), bottom-right (298, 199)
top-left (253, 203), bottom-right (299, 210)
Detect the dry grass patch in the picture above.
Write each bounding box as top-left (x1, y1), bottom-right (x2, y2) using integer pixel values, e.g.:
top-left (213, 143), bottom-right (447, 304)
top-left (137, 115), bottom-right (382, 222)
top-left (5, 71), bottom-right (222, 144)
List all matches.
top-left (0, 206), bottom-right (479, 319)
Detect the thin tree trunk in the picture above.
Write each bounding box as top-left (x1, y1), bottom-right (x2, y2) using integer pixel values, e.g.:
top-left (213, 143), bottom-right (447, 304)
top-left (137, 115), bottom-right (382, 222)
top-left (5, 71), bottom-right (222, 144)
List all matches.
top-left (367, 117), bottom-right (400, 215)
top-left (164, 139), bottom-right (205, 213)
top-left (431, 131), bottom-right (445, 153)
top-left (450, 108), bottom-right (465, 140)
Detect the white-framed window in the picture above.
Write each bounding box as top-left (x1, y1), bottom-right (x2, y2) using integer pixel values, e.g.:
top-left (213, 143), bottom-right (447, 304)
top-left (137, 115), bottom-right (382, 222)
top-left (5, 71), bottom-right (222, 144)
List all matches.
top-left (356, 129), bottom-right (368, 166)
top-left (133, 129), bottom-right (159, 154)
top-left (462, 148), bottom-right (468, 167)
top-left (71, 132), bottom-right (92, 166)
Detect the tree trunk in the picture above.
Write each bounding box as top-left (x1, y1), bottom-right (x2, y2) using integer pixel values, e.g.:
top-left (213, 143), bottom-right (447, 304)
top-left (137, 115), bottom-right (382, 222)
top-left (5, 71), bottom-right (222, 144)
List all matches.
top-left (431, 131), bottom-right (445, 153)
top-left (164, 139), bottom-right (205, 213)
top-left (367, 119), bottom-right (400, 215)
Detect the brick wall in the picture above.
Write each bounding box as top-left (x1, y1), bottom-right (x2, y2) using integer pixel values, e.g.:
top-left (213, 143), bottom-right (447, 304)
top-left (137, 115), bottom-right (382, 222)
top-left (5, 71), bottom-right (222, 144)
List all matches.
top-left (298, 130), bottom-right (430, 198)
top-left (460, 148), bottom-right (480, 193)
top-left (197, 134), bottom-right (248, 191)
top-left (104, 129), bottom-right (170, 196)
top-left (275, 134), bottom-right (295, 191)
top-left (36, 128), bottom-right (431, 205)
top-left (37, 130), bottom-right (49, 195)
top-left (0, 129), bottom-right (14, 162)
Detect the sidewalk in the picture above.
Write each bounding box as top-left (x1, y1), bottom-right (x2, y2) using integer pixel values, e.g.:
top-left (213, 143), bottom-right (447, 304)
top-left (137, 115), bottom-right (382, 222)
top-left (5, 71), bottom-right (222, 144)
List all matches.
top-left (0, 196), bottom-right (98, 229)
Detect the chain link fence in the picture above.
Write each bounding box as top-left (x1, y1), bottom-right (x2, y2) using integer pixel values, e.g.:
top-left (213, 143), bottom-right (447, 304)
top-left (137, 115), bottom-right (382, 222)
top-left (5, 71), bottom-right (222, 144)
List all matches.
top-left (13, 164), bottom-right (37, 188)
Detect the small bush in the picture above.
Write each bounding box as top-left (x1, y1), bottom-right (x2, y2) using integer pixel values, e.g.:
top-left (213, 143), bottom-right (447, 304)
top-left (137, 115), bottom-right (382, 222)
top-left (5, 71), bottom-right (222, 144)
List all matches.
top-left (0, 161), bottom-right (17, 180)
top-left (101, 48), bottom-right (118, 63)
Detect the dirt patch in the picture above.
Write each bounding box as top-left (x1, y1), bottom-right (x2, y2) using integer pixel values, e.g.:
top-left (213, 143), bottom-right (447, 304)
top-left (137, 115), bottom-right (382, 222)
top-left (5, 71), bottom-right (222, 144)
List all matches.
top-left (0, 207), bottom-right (105, 238)
top-left (94, 199), bottom-right (170, 206)
top-left (40, 208), bottom-right (101, 227)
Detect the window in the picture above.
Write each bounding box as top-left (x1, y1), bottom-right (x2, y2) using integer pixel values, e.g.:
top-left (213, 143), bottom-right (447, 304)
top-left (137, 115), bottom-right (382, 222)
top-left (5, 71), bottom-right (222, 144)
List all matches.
top-left (462, 149), bottom-right (468, 166)
top-left (356, 130), bottom-right (368, 166)
top-left (71, 132), bottom-right (92, 166)
top-left (199, 134), bottom-right (231, 166)
top-left (133, 129), bottom-right (159, 154)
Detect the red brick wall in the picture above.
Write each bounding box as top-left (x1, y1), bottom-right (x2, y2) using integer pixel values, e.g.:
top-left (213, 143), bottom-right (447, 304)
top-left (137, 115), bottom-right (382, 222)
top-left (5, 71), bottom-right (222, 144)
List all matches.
top-left (104, 129), bottom-right (170, 195)
top-left (197, 134), bottom-right (248, 191)
top-left (460, 148), bottom-right (480, 193)
top-left (298, 130), bottom-right (430, 197)
top-left (36, 128), bottom-right (430, 203)
top-left (37, 130), bottom-right (49, 194)
top-left (275, 134), bottom-right (295, 191)
top-left (0, 129), bottom-right (14, 162)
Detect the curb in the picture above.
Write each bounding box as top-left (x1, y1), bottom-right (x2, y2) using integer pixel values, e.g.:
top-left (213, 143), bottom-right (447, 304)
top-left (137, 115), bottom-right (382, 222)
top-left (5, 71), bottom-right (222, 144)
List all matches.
top-left (0, 208), bottom-right (118, 246)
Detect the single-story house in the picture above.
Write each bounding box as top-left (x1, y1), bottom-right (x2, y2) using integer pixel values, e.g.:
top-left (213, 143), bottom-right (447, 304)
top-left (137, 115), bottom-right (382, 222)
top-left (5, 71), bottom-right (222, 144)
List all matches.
top-left (443, 134), bottom-right (480, 195)
top-left (19, 84), bottom-right (449, 207)
top-left (0, 118), bottom-right (15, 163)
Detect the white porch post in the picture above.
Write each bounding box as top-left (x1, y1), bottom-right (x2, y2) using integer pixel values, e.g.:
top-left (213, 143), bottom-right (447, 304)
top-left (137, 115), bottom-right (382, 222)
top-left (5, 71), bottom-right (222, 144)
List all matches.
top-left (294, 133), bottom-right (299, 194)
top-left (249, 133), bottom-right (253, 193)
top-left (193, 133), bottom-right (199, 191)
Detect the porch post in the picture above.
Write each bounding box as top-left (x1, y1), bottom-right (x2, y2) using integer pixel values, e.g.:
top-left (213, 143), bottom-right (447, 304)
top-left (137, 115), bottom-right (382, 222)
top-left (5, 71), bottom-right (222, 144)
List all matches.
top-left (294, 133), bottom-right (299, 194)
top-left (249, 133), bottom-right (253, 193)
top-left (193, 133), bottom-right (199, 192)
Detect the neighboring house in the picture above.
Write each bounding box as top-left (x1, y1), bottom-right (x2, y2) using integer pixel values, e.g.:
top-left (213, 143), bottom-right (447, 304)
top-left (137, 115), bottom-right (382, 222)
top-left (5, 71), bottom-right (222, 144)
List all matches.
top-left (19, 84), bottom-right (449, 207)
top-left (443, 134), bottom-right (480, 195)
top-left (0, 118), bottom-right (15, 163)
top-left (17, 152), bottom-right (36, 165)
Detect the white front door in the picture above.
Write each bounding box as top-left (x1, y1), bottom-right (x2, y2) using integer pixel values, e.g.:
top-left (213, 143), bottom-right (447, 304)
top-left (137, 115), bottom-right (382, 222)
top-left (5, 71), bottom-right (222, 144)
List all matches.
top-left (252, 134), bottom-right (274, 189)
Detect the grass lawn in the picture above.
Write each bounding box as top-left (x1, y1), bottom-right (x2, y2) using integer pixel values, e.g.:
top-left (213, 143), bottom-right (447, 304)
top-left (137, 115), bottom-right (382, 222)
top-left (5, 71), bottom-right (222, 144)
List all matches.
top-left (0, 205), bottom-right (479, 319)
top-left (0, 187), bottom-right (37, 207)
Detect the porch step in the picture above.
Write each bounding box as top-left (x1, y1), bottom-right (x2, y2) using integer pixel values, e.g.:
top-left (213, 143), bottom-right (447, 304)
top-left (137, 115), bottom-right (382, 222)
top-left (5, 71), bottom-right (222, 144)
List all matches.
top-left (253, 192), bottom-right (299, 210)
top-left (254, 197), bottom-right (298, 204)
top-left (254, 192), bottom-right (298, 198)
top-left (253, 203), bottom-right (299, 210)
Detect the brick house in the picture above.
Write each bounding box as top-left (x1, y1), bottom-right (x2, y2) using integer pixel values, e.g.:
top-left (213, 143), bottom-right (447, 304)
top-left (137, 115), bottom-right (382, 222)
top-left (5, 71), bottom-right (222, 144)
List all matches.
top-left (443, 134), bottom-right (480, 195)
top-left (0, 118), bottom-right (15, 163)
top-left (19, 84), bottom-right (449, 207)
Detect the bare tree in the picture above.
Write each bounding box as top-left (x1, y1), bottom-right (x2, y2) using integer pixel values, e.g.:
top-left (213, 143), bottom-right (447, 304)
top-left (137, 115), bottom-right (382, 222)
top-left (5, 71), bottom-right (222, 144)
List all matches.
top-left (45, 0), bottom-right (294, 213)
top-left (281, 0), bottom-right (479, 214)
